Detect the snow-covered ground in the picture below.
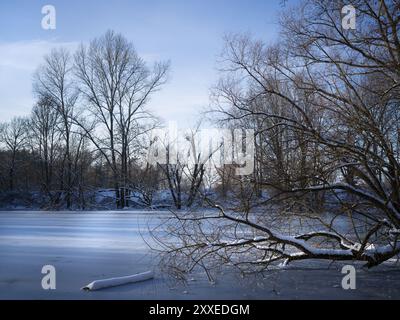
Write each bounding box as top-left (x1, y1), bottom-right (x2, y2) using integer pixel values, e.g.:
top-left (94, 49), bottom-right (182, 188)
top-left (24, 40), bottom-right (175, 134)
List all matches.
top-left (0, 211), bottom-right (399, 299)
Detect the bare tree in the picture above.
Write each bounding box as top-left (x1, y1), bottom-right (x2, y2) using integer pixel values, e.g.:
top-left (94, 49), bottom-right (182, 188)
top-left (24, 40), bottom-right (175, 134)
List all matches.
top-left (0, 117), bottom-right (29, 191)
top-left (29, 95), bottom-right (60, 201)
top-left (153, 0), bottom-right (400, 277)
top-left (74, 30), bottom-right (169, 208)
top-left (156, 126), bottom-right (214, 210)
top-left (34, 48), bottom-right (78, 208)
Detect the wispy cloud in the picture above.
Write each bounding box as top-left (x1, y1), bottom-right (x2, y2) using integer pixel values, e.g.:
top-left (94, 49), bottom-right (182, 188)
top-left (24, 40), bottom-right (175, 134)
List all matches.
top-left (0, 40), bottom-right (79, 120)
top-left (0, 39), bottom-right (79, 71)
top-left (0, 39), bottom-right (198, 124)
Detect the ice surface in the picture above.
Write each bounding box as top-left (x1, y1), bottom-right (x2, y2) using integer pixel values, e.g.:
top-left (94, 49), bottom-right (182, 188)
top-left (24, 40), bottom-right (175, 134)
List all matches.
top-left (0, 211), bottom-right (400, 299)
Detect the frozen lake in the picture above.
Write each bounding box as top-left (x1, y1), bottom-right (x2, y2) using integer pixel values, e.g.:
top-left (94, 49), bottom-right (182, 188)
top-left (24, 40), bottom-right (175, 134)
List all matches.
top-left (0, 211), bottom-right (400, 299)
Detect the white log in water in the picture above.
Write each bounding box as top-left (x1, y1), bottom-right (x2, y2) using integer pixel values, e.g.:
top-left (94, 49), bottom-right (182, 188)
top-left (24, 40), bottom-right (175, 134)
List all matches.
top-left (82, 271), bottom-right (154, 291)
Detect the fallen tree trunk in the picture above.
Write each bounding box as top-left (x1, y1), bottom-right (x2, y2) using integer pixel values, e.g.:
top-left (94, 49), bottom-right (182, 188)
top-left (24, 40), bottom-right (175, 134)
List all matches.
top-left (82, 271), bottom-right (154, 291)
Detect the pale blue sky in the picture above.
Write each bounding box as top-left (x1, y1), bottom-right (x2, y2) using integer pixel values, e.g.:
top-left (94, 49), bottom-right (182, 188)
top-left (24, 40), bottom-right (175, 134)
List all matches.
top-left (0, 0), bottom-right (298, 126)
